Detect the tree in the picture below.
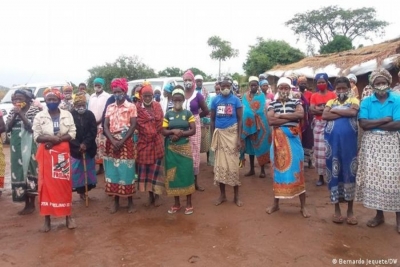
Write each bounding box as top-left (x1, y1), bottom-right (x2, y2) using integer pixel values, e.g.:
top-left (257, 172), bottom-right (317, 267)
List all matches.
top-left (158, 67), bottom-right (183, 77)
top-left (319, 35), bottom-right (353, 54)
top-left (243, 38), bottom-right (305, 76)
top-left (207, 36), bottom-right (239, 77)
top-left (87, 55), bottom-right (156, 92)
top-left (285, 6), bottom-right (389, 48)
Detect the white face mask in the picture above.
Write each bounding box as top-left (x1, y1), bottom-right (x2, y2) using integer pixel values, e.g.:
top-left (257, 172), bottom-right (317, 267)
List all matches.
top-left (184, 82), bottom-right (193, 90)
top-left (95, 86), bottom-right (103, 92)
top-left (221, 88), bottom-right (231, 96)
top-left (143, 99), bottom-right (153, 106)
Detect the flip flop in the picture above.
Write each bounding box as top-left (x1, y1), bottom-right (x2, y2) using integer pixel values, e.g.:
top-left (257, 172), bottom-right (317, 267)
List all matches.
top-left (167, 206), bottom-right (182, 214)
top-left (259, 173), bottom-right (266, 178)
top-left (346, 216), bottom-right (358, 225)
top-left (184, 207), bottom-right (194, 215)
top-left (367, 218), bottom-right (384, 228)
top-left (316, 180), bottom-right (325, 186)
top-left (332, 214), bottom-right (344, 224)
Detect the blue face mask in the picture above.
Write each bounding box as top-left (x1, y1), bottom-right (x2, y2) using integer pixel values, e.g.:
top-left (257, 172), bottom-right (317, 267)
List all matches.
top-left (114, 94), bottom-right (124, 102)
top-left (46, 102), bottom-right (59, 111)
top-left (154, 94), bottom-right (161, 102)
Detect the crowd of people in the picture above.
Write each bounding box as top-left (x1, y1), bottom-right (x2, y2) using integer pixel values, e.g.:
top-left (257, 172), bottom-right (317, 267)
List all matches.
top-left (0, 68), bottom-right (399, 234)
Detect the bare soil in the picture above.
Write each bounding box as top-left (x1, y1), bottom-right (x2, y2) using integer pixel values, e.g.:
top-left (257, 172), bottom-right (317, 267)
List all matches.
top-left (0, 145), bottom-right (399, 267)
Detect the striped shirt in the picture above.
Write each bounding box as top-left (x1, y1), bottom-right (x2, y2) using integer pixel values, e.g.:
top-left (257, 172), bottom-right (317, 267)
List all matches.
top-left (268, 98), bottom-right (300, 127)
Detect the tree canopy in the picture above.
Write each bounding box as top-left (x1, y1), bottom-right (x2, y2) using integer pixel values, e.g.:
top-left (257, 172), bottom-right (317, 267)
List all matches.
top-left (319, 35), bottom-right (353, 54)
top-left (158, 67), bottom-right (183, 77)
top-left (207, 36), bottom-right (239, 77)
top-left (285, 6), bottom-right (389, 48)
top-left (87, 55), bottom-right (156, 92)
top-left (243, 38), bottom-right (305, 76)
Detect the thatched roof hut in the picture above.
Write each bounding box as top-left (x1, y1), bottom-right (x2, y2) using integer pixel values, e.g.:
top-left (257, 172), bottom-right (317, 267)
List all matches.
top-left (266, 38), bottom-right (400, 79)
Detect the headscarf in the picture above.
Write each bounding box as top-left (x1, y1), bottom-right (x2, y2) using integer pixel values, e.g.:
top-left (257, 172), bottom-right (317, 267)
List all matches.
top-left (141, 84), bottom-right (153, 96)
top-left (183, 70), bottom-right (195, 90)
top-left (73, 92), bottom-right (87, 104)
top-left (218, 76), bottom-right (233, 85)
top-left (43, 87), bottom-right (62, 99)
top-left (164, 83), bottom-right (174, 94)
top-left (260, 80), bottom-right (269, 86)
top-left (172, 88), bottom-right (185, 97)
top-left (277, 77), bottom-right (292, 87)
top-left (347, 74), bottom-right (357, 83)
top-left (314, 73), bottom-right (334, 91)
top-left (289, 73), bottom-right (298, 86)
top-left (298, 76), bottom-right (307, 83)
top-left (111, 78), bottom-right (128, 92)
top-left (93, 77), bottom-right (105, 86)
top-left (62, 85), bottom-right (73, 92)
top-left (259, 73), bottom-right (267, 79)
top-left (14, 88), bottom-right (34, 101)
top-left (248, 76), bottom-right (259, 83)
top-left (369, 68), bottom-right (392, 87)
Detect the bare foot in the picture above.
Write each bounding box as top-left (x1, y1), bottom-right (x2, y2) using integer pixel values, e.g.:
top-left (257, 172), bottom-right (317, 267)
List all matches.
top-left (214, 196), bottom-right (227, 206)
top-left (127, 203), bottom-right (136, 214)
top-left (18, 205), bottom-right (35, 215)
top-left (110, 202), bottom-right (119, 214)
top-left (234, 197), bottom-right (243, 207)
top-left (300, 208), bottom-right (311, 218)
top-left (40, 218), bottom-right (51, 233)
top-left (259, 173), bottom-right (266, 178)
top-left (66, 216), bottom-right (76, 229)
top-left (266, 205), bottom-right (280, 214)
top-left (153, 196), bottom-right (162, 207)
top-left (195, 185), bottom-right (205, 191)
top-left (244, 170), bottom-right (255, 177)
top-left (143, 196), bottom-right (154, 207)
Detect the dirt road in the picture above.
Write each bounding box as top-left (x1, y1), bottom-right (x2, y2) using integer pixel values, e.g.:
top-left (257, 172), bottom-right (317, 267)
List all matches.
top-left (0, 145), bottom-right (399, 267)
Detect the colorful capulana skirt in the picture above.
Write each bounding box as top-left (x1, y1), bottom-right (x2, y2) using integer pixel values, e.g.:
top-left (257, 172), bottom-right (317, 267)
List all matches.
top-left (325, 117), bottom-right (358, 203)
top-left (71, 156), bottom-right (97, 194)
top-left (37, 142), bottom-right (72, 216)
top-left (10, 126), bottom-right (38, 202)
top-left (95, 126), bottom-right (107, 165)
top-left (165, 137), bottom-right (195, 196)
top-left (200, 125), bottom-right (211, 153)
top-left (104, 135), bottom-right (136, 197)
top-left (313, 119), bottom-right (326, 176)
top-left (271, 126), bottom-right (305, 199)
top-left (211, 124), bottom-right (240, 187)
top-left (189, 114), bottom-right (201, 175)
top-left (355, 131), bottom-right (400, 212)
top-left (137, 159), bottom-right (165, 195)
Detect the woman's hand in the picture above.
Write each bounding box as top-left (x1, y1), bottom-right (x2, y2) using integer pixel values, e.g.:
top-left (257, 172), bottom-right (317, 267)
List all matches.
top-left (13, 106), bottom-right (22, 115)
top-left (171, 129), bottom-right (183, 137)
top-left (237, 139), bottom-right (243, 152)
top-left (45, 142), bottom-right (53, 150)
top-left (79, 143), bottom-right (87, 153)
top-left (170, 135), bottom-right (179, 142)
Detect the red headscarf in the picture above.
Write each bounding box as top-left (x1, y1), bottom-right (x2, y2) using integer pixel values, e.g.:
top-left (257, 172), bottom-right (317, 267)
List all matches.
top-left (43, 87), bottom-right (62, 99)
top-left (140, 84), bottom-right (153, 95)
top-left (111, 78), bottom-right (128, 92)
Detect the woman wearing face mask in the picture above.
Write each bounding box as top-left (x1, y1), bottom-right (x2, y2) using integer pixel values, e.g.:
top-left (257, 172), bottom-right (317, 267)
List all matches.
top-left (135, 84), bottom-right (165, 207)
top-left (153, 86), bottom-right (162, 103)
top-left (322, 77), bottom-right (359, 225)
top-left (59, 85), bottom-right (74, 111)
top-left (356, 69), bottom-right (400, 233)
top-left (161, 83), bottom-right (174, 114)
top-left (240, 76), bottom-right (271, 178)
top-left (310, 73), bottom-right (336, 186)
top-left (6, 89), bottom-right (40, 214)
top-left (211, 76), bottom-right (243, 207)
top-left (103, 78), bottom-right (137, 214)
top-left (346, 74), bottom-right (359, 99)
top-left (70, 93), bottom-right (98, 200)
top-left (182, 70), bottom-right (209, 191)
top-left (33, 88), bottom-right (77, 232)
top-left (163, 87), bottom-right (196, 214)
top-left (266, 77), bottom-right (309, 218)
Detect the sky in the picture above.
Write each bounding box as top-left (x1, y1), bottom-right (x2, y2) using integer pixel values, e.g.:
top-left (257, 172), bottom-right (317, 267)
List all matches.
top-left (0, 0), bottom-right (398, 88)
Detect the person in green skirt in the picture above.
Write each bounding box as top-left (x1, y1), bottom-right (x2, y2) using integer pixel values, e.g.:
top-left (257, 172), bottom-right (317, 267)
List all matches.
top-left (6, 89), bottom-right (40, 214)
top-left (163, 87), bottom-right (196, 215)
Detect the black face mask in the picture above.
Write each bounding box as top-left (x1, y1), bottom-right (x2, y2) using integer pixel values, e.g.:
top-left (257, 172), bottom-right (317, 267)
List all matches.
top-left (299, 85), bottom-right (307, 92)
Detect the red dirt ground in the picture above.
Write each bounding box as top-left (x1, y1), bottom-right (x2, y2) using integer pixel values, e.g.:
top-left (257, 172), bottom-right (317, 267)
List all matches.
top-left (0, 145), bottom-right (399, 267)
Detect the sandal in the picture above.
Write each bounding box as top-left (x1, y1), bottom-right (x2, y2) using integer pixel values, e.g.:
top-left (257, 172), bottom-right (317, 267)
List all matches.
top-left (167, 206), bottom-right (181, 214)
top-left (332, 214), bottom-right (344, 224)
top-left (346, 216), bottom-right (358, 225)
top-left (184, 207), bottom-right (194, 215)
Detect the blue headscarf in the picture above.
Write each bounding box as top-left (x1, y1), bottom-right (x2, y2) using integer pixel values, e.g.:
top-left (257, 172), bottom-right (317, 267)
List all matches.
top-left (164, 83), bottom-right (174, 94)
top-left (314, 73), bottom-right (333, 91)
top-left (260, 80), bottom-right (269, 86)
top-left (93, 77), bottom-right (105, 86)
